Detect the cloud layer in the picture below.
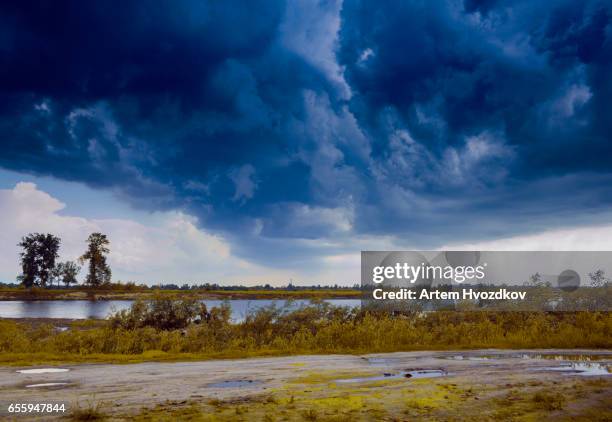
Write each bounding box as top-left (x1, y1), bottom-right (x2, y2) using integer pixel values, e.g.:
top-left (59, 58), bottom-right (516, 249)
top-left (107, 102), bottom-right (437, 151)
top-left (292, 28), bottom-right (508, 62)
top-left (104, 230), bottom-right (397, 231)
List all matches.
top-left (1, 0), bottom-right (611, 271)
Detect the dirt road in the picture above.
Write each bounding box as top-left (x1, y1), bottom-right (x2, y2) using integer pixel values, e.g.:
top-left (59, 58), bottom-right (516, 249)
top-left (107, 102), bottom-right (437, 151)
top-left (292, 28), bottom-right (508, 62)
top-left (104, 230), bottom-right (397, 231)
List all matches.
top-left (1, 349), bottom-right (610, 420)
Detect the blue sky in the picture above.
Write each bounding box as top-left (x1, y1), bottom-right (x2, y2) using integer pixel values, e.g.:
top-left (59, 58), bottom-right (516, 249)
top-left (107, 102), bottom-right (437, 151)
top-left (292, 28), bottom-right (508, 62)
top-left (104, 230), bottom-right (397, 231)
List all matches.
top-left (1, 0), bottom-right (611, 285)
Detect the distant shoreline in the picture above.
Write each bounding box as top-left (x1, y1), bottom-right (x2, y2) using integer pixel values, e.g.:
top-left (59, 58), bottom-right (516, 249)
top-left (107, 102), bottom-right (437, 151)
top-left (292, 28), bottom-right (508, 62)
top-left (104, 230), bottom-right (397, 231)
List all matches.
top-left (0, 287), bottom-right (362, 301)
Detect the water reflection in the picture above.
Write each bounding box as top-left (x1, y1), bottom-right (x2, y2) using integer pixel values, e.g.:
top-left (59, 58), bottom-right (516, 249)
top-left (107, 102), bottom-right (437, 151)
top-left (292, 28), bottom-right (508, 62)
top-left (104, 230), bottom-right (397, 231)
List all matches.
top-left (531, 362), bottom-right (611, 376)
top-left (4, 300), bottom-right (133, 319)
top-left (335, 369), bottom-right (447, 383)
top-left (0, 299), bottom-right (360, 321)
top-left (441, 353), bottom-right (612, 362)
top-left (206, 379), bottom-right (261, 388)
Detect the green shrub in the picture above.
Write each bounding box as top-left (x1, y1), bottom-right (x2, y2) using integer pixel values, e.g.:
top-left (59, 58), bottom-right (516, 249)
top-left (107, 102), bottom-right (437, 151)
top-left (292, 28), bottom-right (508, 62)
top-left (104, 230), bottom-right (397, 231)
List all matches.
top-left (109, 295), bottom-right (216, 330)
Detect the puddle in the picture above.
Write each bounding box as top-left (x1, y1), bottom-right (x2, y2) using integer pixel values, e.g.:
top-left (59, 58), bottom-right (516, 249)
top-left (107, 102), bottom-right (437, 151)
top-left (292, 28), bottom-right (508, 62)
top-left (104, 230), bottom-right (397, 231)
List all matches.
top-left (404, 370), bottom-right (447, 379)
top-left (441, 353), bottom-right (611, 362)
top-left (531, 354), bottom-right (611, 362)
top-left (25, 382), bottom-right (70, 388)
top-left (17, 368), bottom-right (70, 374)
top-left (336, 370), bottom-right (447, 383)
top-left (366, 358), bottom-right (392, 366)
top-left (531, 362), bottom-right (611, 376)
top-left (444, 355), bottom-right (492, 361)
top-left (207, 379), bottom-right (261, 388)
top-left (366, 356), bottom-right (419, 366)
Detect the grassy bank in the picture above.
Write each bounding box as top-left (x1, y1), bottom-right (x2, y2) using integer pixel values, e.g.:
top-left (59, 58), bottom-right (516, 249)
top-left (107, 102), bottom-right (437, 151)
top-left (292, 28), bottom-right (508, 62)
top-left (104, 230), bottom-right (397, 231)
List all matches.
top-left (1, 300), bottom-right (610, 365)
top-left (0, 286), bottom-right (361, 301)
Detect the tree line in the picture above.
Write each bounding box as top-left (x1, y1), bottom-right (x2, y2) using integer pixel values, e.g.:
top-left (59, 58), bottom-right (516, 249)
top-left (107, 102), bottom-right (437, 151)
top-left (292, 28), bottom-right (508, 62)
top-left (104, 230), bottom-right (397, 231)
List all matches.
top-left (17, 232), bottom-right (112, 288)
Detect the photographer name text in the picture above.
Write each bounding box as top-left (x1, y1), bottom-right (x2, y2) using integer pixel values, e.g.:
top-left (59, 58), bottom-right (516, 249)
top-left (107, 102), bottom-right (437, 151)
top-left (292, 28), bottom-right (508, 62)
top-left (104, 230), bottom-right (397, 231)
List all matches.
top-left (372, 288), bottom-right (527, 301)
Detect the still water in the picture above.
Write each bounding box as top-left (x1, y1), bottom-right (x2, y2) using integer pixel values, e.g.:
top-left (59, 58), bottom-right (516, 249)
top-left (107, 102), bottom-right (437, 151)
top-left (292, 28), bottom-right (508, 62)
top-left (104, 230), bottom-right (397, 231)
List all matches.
top-left (0, 299), bottom-right (360, 321)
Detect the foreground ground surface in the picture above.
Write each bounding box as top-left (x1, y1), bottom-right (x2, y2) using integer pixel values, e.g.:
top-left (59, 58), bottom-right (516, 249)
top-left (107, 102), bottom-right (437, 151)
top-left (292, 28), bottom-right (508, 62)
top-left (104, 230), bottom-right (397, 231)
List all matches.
top-left (0, 349), bottom-right (610, 421)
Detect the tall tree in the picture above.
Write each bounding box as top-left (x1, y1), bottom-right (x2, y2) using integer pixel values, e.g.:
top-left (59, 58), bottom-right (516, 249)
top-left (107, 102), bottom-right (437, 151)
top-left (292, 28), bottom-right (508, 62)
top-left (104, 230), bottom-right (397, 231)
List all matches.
top-left (38, 234), bottom-right (61, 287)
top-left (80, 233), bottom-right (112, 287)
top-left (17, 233), bottom-right (61, 288)
top-left (18, 235), bottom-right (38, 288)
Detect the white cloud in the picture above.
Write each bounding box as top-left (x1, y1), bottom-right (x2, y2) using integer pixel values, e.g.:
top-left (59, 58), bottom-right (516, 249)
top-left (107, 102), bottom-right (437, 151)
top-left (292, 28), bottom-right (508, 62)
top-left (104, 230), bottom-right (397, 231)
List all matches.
top-left (280, 0), bottom-right (350, 99)
top-left (358, 48), bottom-right (374, 64)
top-left (284, 203), bottom-right (353, 234)
top-left (442, 223), bottom-right (612, 251)
top-left (0, 182), bottom-right (294, 285)
top-left (442, 131), bottom-right (514, 184)
top-left (229, 164), bottom-right (257, 203)
top-left (553, 84), bottom-right (592, 118)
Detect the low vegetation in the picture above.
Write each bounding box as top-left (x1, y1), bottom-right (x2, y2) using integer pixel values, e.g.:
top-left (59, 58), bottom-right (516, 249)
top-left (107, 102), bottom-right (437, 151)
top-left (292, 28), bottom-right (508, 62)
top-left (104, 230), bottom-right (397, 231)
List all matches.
top-left (130, 376), bottom-right (612, 421)
top-left (0, 283), bottom-right (361, 301)
top-left (109, 297), bottom-right (222, 330)
top-left (69, 399), bottom-right (107, 421)
top-left (0, 298), bottom-right (610, 364)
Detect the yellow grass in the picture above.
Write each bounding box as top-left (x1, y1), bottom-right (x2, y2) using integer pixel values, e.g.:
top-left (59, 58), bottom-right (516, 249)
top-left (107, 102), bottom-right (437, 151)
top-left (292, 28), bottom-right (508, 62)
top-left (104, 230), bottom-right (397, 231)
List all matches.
top-left (1, 304), bottom-right (610, 366)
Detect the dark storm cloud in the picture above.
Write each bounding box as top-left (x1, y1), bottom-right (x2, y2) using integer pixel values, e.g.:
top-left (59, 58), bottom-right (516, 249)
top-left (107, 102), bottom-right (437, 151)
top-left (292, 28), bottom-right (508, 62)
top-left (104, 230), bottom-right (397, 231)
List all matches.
top-left (339, 0), bottom-right (611, 173)
top-left (1, 0), bottom-right (612, 268)
top-left (0, 1), bottom-right (348, 217)
top-left (338, 0), bottom-right (612, 235)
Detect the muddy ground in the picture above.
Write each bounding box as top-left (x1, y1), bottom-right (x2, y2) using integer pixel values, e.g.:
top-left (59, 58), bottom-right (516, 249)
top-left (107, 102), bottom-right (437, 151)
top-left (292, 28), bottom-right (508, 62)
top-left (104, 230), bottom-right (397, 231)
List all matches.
top-left (0, 349), bottom-right (610, 421)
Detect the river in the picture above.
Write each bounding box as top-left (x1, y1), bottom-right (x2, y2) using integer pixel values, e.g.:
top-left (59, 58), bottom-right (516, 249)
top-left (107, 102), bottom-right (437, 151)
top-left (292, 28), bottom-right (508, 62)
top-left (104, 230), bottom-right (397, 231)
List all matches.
top-left (0, 299), bottom-right (360, 321)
